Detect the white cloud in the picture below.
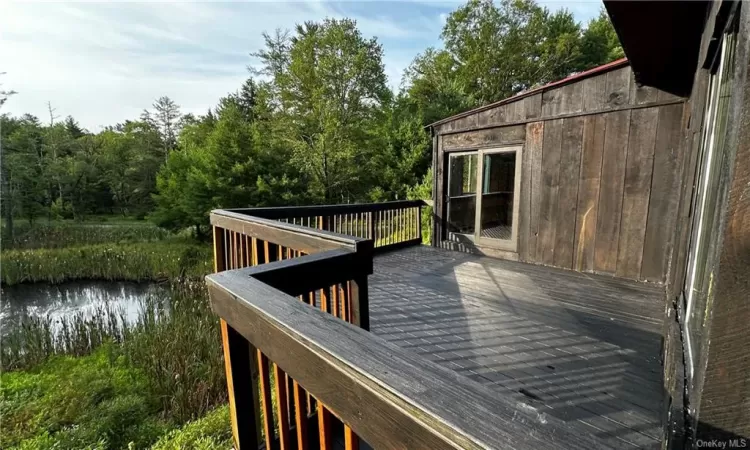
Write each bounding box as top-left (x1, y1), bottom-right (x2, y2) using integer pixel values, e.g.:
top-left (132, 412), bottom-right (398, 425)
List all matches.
top-left (0, 1), bottom-right (602, 131)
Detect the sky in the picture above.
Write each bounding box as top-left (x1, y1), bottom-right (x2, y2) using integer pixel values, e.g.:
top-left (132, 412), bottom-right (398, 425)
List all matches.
top-left (0, 1), bottom-right (603, 132)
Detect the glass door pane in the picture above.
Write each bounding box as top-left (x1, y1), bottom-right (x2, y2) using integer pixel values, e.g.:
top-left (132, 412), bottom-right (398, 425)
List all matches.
top-left (447, 153), bottom-right (478, 235)
top-left (479, 151), bottom-right (516, 241)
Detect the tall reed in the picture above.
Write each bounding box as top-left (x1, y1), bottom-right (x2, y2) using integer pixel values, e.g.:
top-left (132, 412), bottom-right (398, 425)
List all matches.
top-left (1, 280), bottom-right (226, 423)
top-left (1, 241), bottom-right (211, 285)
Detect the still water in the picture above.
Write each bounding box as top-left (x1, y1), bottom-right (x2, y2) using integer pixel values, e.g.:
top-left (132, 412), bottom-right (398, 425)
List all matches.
top-left (1, 281), bottom-right (169, 331)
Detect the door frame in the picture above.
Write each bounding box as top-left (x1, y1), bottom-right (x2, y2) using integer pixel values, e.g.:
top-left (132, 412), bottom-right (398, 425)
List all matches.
top-left (474, 146), bottom-right (523, 252)
top-left (446, 150), bottom-right (479, 238)
top-left (445, 145), bottom-right (523, 252)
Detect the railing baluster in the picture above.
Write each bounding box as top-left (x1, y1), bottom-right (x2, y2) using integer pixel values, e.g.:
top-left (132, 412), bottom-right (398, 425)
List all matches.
top-left (273, 363), bottom-right (291, 449)
top-left (320, 286), bottom-right (330, 313)
top-left (293, 381), bottom-right (308, 450)
top-left (317, 402), bottom-right (332, 450)
top-left (345, 426), bottom-right (359, 450)
top-left (258, 351), bottom-right (274, 449)
top-left (332, 284), bottom-right (339, 318)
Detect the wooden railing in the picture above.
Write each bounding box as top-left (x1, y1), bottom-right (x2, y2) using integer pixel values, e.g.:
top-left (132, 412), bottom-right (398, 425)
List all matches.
top-left (209, 202), bottom-right (609, 450)
top-left (226, 200), bottom-right (426, 252)
top-left (211, 208), bottom-right (374, 449)
top-left (207, 265), bottom-right (610, 450)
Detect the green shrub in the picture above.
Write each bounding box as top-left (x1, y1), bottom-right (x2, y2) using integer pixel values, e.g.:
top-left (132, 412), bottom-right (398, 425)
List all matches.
top-left (1, 241), bottom-right (211, 285)
top-left (0, 345), bottom-right (171, 450)
top-left (150, 406), bottom-right (231, 450)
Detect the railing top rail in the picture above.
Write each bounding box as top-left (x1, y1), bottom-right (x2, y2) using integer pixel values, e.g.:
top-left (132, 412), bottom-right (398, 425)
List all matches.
top-left (211, 209), bottom-right (369, 254)
top-left (225, 199), bottom-right (426, 219)
top-left (207, 267), bottom-right (611, 450)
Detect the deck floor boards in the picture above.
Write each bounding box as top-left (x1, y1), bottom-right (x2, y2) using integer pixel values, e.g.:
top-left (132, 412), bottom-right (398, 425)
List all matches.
top-left (369, 245), bottom-right (664, 449)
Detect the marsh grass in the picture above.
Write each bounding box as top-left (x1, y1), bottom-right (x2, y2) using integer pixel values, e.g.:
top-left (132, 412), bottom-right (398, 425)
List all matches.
top-left (3, 221), bottom-right (172, 250)
top-left (1, 280), bottom-right (226, 425)
top-left (1, 241), bottom-right (212, 285)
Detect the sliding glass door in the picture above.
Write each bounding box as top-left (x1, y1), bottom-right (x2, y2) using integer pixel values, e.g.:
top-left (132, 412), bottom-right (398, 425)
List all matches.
top-left (447, 146), bottom-right (522, 251)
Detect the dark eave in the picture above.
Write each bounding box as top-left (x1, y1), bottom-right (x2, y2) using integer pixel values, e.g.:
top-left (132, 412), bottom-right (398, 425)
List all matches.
top-left (603, 0), bottom-right (710, 98)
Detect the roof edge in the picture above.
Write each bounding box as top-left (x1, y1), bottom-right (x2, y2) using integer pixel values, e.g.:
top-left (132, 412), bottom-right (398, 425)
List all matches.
top-left (426, 58), bottom-right (630, 129)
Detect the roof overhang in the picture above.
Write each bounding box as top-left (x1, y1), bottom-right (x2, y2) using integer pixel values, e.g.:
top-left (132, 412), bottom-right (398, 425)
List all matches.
top-left (603, 1), bottom-right (710, 97)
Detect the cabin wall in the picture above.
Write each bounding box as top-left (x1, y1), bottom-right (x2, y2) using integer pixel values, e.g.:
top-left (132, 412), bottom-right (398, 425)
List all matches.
top-left (433, 65), bottom-right (688, 283)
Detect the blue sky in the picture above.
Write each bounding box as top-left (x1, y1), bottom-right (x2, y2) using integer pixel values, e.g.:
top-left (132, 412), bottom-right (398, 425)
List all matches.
top-left (0, 1), bottom-right (603, 131)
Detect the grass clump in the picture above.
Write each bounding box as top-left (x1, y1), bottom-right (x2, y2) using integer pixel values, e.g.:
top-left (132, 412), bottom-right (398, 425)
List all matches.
top-left (0, 344), bottom-right (171, 450)
top-left (1, 282), bottom-right (228, 449)
top-left (1, 241), bottom-right (211, 285)
top-left (149, 405), bottom-right (232, 450)
top-left (4, 221), bottom-right (172, 250)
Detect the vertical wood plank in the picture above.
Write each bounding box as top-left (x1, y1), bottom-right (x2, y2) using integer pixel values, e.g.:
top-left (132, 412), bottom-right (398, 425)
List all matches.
top-left (558, 82), bottom-right (584, 115)
top-left (582, 74), bottom-right (608, 112)
top-left (350, 276), bottom-right (369, 331)
top-left (332, 284), bottom-right (340, 318)
top-left (526, 122), bottom-right (544, 262)
top-left (293, 381), bottom-right (308, 450)
top-left (258, 352), bottom-right (274, 449)
top-left (320, 287), bottom-right (330, 314)
top-left (594, 110), bottom-right (631, 273)
top-left (553, 116), bottom-right (584, 268)
top-left (616, 107), bottom-right (659, 279)
top-left (629, 69), bottom-right (660, 105)
top-left (541, 88), bottom-right (562, 117)
top-left (574, 114), bottom-right (606, 272)
top-left (273, 363), bottom-right (291, 449)
top-left (523, 93), bottom-right (542, 120)
top-left (345, 426), bottom-right (359, 450)
top-left (642, 103), bottom-right (685, 281)
top-left (213, 226), bottom-right (226, 272)
top-left (605, 67), bottom-right (631, 109)
top-left (417, 206), bottom-right (422, 242)
top-left (220, 321), bottom-right (261, 450)
top-left (536, 119), bottom-right (563, 264)
top-left (317, 403), bottom-right (332, 450)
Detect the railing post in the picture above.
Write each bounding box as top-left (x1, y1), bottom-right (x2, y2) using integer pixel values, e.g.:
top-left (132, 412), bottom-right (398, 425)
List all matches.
top-left (417, 205), bottom-right (423, 243)
top-left (214, 226), bottom-right (262, 450)
top-left (350, 276), bottom-right (370, 331)
top-left (221, 322), bottom-right (262, 449)
top-left (368, 211), bottom-right (375, 242)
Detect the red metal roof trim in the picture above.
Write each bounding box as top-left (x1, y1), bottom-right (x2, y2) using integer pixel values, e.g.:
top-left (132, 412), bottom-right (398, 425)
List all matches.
top-left (427, 57), bottom-right (630, 128)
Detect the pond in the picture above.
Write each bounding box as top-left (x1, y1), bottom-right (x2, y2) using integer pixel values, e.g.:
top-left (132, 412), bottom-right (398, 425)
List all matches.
top-left (1, 281), bottom-right (170, 333)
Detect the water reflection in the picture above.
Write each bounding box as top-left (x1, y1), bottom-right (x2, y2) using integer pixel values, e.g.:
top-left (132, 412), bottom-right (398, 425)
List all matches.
top-left (1, 281), bottom-right (170, 332)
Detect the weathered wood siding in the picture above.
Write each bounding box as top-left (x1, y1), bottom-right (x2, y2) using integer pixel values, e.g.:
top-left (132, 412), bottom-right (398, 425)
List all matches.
top-left (433, 64), bottom-right (687, 282)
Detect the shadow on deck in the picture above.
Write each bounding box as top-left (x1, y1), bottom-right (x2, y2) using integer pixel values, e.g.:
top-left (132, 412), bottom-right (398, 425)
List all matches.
top-left (370, 245), bottom-right (665, 449)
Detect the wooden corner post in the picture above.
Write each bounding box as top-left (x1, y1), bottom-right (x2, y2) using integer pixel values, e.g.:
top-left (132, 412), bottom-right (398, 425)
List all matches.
top-left (214, 225), bottom-right (262, 449)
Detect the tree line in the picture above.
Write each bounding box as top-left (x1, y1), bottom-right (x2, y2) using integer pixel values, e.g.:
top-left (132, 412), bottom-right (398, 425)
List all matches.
top-left (1, 0), bottom-right (623, 239)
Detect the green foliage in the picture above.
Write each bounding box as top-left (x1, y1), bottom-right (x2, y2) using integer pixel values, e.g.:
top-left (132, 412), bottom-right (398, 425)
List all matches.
top-left (579, 9), bottom-right (625, 69)
top-left (149, 406), bottom-right (231, 450)
top-left (404, 0), bottom-right (624, 112)
top-left (4, 221), bottom-right (171, 250)
top-left (151, 100), bottom-right (305, 234)
top-left (124, 281), bottom-right (227, 422)
top-left (253, 18), bottom-right (390, 202)
top-left (408, 168), bottom-right (434, 244)
top-left (0, 345), bottom-right (171, 450)
top-left (1, 282), bottom-right (227, 448)
top-left (0, 240), bottom-right (211, 285)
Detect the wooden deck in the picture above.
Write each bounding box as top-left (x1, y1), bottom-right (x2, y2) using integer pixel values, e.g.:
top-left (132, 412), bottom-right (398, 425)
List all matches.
top-left (370, 245), bottom-right (665, 449)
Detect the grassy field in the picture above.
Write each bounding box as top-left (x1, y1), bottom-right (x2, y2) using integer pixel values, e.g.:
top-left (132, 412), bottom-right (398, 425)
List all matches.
top-left (1, 218), bottom-right (230, 449)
